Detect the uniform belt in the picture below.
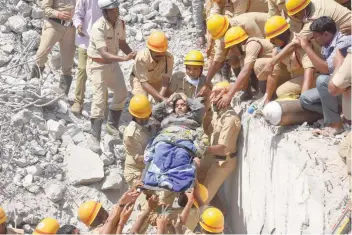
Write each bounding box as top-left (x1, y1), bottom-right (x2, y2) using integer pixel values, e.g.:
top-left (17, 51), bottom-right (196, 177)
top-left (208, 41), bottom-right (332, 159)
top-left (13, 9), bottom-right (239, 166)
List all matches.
top-left (49, 18), bottom-right (73, 26)
top-left (215, 152), bottom-right (236, 161)
top-left (88, 57), bottom-right (111, 64)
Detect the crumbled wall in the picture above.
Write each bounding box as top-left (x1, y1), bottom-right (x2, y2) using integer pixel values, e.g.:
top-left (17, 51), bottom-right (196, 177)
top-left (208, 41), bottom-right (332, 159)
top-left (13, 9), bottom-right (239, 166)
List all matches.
top-left (222, 115), bottom-right (349, 233)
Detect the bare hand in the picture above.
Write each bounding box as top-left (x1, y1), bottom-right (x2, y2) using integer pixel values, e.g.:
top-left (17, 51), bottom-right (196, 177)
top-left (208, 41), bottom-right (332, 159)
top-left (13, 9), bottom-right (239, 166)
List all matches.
top-left (57, 11), bottom-right (71, 21)
top-left (172, 215), bottom-right (183, 234)
top-left (119, 188), bottom-right (140, 205)
top-left (148, 194), bottom-right (159, 210)
top-left (125, 51), bottom-right (137, 61)
top-left (185, 189), bottom-right (195, 203)
top-left (257, 61), bottom-right (274, 79)
top-left (156, 213), bottom-right (169, 229)
top-left (120, 203), bottom-right (134, 223)
top-left (193, 157), bottom-right (200, 169)
top-left (210, 88), bottom-right (227, 103)
top-left (216, 93), bottom-right (232, 109)
top-left (197, 84), bottom-right (212, 97)
top-left (77, 25), bottom-right (85, 36)
top-left (295, 35), bottom-right (310, 49)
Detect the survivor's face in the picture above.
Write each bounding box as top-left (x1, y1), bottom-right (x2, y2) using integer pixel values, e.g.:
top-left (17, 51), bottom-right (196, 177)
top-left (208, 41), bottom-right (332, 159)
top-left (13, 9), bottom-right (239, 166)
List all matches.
top-left (175, 99), bottom-right (188, 115)
top-left (186, 65), bottom-right (202, 79)
top-left (150, 50), bottom-right (166, 61)
top-left (313, 32), bottom-right (331, 46)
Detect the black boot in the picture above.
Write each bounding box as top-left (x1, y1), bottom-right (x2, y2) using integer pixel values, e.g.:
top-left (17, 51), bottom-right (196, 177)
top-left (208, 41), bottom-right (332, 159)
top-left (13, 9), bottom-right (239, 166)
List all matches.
top-left (29, 65), bottom-right (44, 80)
top-left (58, 75), bottom-right (73, 95)
top-left (89, 118), bottom-right (103, 153)
top-left (106, 110), bottom-right (122, 136)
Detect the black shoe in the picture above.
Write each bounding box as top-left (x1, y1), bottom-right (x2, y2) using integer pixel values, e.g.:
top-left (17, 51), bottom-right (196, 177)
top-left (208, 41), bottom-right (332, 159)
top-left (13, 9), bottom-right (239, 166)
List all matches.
top-left (106, 110), bottom-right (122, 136)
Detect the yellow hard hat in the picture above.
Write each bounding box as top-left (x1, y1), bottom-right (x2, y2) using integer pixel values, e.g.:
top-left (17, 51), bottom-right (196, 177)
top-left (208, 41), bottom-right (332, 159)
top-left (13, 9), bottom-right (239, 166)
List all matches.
top-left (207, 14), bottom-right (229, 40)
top-left (128, 94), bottom-right (152, 119)
top-left (265, 16), bottom-right (290, 39)
top-left (147, 31), bottom-right (168, 53)
top-left (213, 81), bottom-right (230, 90)
top-left (33, 218), bottom-right (59, 235)
top-left (224, 26), bottom-right (248, 49)
top-left (286, 0), bottom-right (311, 16)
top-left (200, 207), bottom-right (224, 233)
top-left (78, 201), bottom-right (102, 226)
top-left (0, 207), bottom-right (6, 224)
top-left (193, 183), bottom-right (208, 208)
top-left (184, 50), bottom-right (204, 66)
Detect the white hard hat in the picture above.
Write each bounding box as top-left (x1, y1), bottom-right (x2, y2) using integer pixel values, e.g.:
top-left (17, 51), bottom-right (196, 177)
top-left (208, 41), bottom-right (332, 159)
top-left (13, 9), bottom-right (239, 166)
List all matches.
top-left (263, 101), bottom-right (282, 125)
top-left (98, 0), bottom-right (119, 9)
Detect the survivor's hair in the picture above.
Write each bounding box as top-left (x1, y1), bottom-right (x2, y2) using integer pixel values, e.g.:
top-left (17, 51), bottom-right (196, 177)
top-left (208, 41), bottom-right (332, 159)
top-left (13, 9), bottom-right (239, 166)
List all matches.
top-left (57, 225), bottom-right (77, 234)
top-left (310, 16), bottom-right (337, 35)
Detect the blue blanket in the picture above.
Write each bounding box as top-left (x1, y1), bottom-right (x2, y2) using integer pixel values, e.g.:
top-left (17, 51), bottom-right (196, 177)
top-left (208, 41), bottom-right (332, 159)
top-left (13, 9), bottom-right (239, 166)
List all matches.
top-left (143, 140), bottom-right (196, 192)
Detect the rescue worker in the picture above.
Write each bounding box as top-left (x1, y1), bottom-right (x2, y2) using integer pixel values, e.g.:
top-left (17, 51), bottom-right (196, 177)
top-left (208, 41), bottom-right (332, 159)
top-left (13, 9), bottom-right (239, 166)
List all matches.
top-left (130, 31), bottom-right (174, 103)
top-left (212, 0), bottom-right (268, 18)
top-left (123, 94), bottom-right (154, 187)
top-left (87, 0), bottom-right (136, 153)
top-left (33, 218), bottom-right (59, 235)
top-left (168, 50), bottom-right (206, 98)
top-left (77, 189), bottom-right (140, 234)
top-left (30, 0), bottom-right (76, 96)
top-left (203, 12), bottom-right (268, 94)
top-left (198, 81), bottom-right (241, 206)
top-left (175, 207), bottom-right (225, 234)
top-left (214, 27), bottom-right (283, 108)
top-left (264, 16), bottom-right (317, 102)
top-left (71, 0), bottom-right (103, 114)
top-left (262, 0), bottom-right (351, 76)
top-left (0, 207), bottom-right (24, 234)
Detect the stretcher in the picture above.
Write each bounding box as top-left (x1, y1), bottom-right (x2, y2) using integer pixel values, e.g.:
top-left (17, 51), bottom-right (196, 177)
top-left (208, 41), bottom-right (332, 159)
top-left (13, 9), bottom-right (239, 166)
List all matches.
top-left (138, 140), bottom-right (198, 193)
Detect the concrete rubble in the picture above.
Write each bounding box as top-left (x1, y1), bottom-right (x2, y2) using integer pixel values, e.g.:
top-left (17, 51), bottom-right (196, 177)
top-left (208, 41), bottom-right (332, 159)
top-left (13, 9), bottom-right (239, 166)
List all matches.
top-left (0, 0), bottom-right (349, 233)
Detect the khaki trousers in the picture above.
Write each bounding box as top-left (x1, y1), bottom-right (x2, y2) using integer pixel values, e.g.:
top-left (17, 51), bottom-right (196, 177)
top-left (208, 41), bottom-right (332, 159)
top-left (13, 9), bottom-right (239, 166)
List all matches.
top-left (276, 76), bottom-right (304, 98)
top-left (74, 47), bottom-right (88, 104)
top-left (36, 20), bottom-right (76, 76)
top-left (87, 58), bottom-right (127, 119)
top-left (124, 165), bottom-right (143, 188)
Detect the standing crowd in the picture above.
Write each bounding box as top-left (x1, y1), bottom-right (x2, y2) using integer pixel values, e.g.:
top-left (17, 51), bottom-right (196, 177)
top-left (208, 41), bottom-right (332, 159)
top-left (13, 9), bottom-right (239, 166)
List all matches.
top-left (1, 0), bottom-right (351, 233)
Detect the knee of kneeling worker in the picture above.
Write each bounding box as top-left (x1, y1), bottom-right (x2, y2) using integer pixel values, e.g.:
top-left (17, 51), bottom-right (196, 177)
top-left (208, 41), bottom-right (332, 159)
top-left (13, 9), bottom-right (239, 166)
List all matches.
top-left (316, 75), bottom-right (330, 90)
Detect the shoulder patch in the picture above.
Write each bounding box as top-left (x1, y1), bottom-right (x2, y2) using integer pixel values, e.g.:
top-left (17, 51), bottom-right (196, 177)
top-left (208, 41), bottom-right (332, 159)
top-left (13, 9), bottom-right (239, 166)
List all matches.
top-left (125, 122), bottom-right (138, 137)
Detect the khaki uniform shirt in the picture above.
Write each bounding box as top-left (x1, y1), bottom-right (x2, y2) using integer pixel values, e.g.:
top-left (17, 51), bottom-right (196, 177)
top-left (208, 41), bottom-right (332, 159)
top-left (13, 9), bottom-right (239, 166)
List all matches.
top-left (168, 71), bottom-right (206, 98)
top-left (41, 0), bottom-right (76, 19)
top-left (299, 0), bottom-right (352, 37)
top-left (242, 37), bottom-right (275, 65)
top-left (229, 0), bottom-right (268, 17)
top-left (211, 108), bottom-right (241, 154)
top-left (209, 0), bottom-right (234, 18)
top-left (214, 13), bottom-right (268, 63)
top-left (6, 227), bottom-right (24, 234)
top-left (132, 48), bottom-right (174, 84)
top-left (124, 121), bottom-right (153, 170)
top-left (87, 17), bottom-right (126, 58)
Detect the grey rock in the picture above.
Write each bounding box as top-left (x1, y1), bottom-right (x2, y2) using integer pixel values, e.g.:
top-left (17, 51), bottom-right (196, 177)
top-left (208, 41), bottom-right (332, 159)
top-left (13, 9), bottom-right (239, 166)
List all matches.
top-left (123, 15), bottom-right (132, 23)
top-left (114, 144), bottom-right (126, 160)
top-left (30, 19), bottom-right (42, 29)
top-left (159, 1), bottom-right (180, 17)
top-left (0, 11), bottom-right (11, 25)
top-left (14, 158), bottom-right (29, 168)
top-left (166, 16), bottom-right (178, 24)
top-left (22, 30), bottom-right (40, 49)
top-left (50, 52), bottom-right (61, 70)
top-left (47, 119), bottom-right (67, 140)
top-left (130, 4), bottom-right (150, 15)
top-left (16, 1), bottom-right (32, 16)
top-left (11, 109), bottom-right (33, 127)
top-left (8, 15), bottom-right (27, 33)
top-left (30, 140), bottom-right (46, 156)
top-left (137, 14), bottom-right (144, 23)
top-left (143, 22), bottom-right (157, 30)
top-left (2, 44), bottom-right (14, 54)
top-left (23, 174), bottom-right (33, 187)
top-left (72, 131), bottom-right (86, 144)
top-left (152, 0), bottom-right (161, 10)
top-left (131, 14), bottom-right (138, 23)
top-left (100, 152), bottom-right (115, 166)
top-left (101, 168), bottom-right (123, 190)
top-left (145, 11), bottom-right (158, 20)
top-left (135, 30), bottom-right (143, 42)
top-left (26, 165), bottom-right (43, 176)
top-left (23, 224), bottom-right (33, 234)
top-left (0, 23), bottom-right (11, 33)
top-left (65, 144), bottom-right (104, 185)
top-left (120, 8), bottom-right (127, 16)
top-left (45, 182), bottom-right (65, 202)
top-left (31, 6), bottom-right (44, 19)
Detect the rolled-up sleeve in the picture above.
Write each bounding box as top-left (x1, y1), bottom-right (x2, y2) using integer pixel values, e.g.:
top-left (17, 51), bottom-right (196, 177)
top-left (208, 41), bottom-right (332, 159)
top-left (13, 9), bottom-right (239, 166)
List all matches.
top-left (41, 0), bottom-right (59, 18)
top-left (73, 0), bottom-right (85, 28)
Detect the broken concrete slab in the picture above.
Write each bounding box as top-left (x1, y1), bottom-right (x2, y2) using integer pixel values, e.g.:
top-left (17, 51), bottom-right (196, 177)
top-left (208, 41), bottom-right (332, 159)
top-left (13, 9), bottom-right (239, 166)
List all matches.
top-left (11, 109), bottom-right (32, 127)
top-left (44, 182), bottom-right (65, 202)
top-left (65, 144), bottom-right (104, 185)
top-left (47, 119), bottom-right (67, 140)
top-left (101, 168), bottom-right (123, 190)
